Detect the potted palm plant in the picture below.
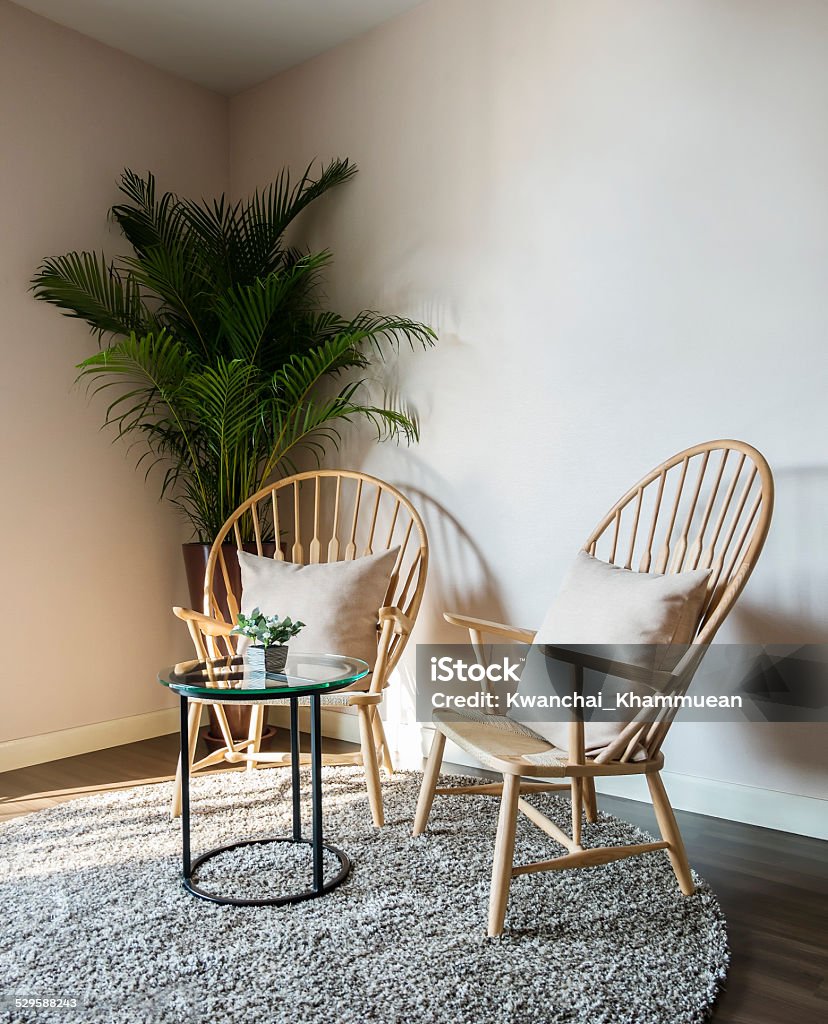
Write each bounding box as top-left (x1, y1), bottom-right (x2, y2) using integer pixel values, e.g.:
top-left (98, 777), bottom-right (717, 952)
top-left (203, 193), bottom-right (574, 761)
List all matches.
top-left (32, 160), bottom-right (434, 743)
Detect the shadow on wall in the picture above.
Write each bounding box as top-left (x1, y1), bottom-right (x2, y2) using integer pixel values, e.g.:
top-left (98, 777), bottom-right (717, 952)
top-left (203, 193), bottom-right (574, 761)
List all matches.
top-left (387, 478), bottom-right (511, 732)
top-left (683, 465), bottom-right (828, 797)
top-left (729, 465), bottom-right (828, 644)
top-left (347, 458), bottom-right (512, 728)
top-left (398, 482), bottom-right (510, 644)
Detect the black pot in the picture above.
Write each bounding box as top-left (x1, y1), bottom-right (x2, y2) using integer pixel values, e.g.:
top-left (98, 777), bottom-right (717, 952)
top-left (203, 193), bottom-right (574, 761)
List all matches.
top-left (248, 645), bottom-right (289, 675)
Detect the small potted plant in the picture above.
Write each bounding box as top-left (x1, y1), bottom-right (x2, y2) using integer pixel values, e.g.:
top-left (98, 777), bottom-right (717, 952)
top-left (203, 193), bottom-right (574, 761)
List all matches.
top-left (232, 608), bottom-right (306, 674)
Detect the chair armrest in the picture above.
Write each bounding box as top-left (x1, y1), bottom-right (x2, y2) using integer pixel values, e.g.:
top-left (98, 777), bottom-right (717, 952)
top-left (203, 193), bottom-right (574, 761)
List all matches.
top-left (172, 607), bottom-right (234, 638)
top-left (346, 691), bottom-right (384, 706)
top-left (378, 606), bottom-right (413, 636)
top-left (443, 611), bottom-right (536, 644)
top-left (537, 643), bottom-right (676, 688)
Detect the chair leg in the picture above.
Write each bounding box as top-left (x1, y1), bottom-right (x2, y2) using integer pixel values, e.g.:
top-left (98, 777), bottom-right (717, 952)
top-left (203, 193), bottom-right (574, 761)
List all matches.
top-left (488, 773), bottom-right (521, 937)
top-left (647, 771), bottom-right (695, 895)
top-left (583, 777), bottom-right (598, 823)
top-left (371, 707), bottom-right (395, 774)
top-left (358, 705), bottom-right (384, 827)
top-left (246, 704), bottom-right (265, 773)
top-left (570, 777), bottom-right (583, 848)
top-left (171, 702), bottom-right (202, 818)
top-left (413, 729), bottom-right (446, 836)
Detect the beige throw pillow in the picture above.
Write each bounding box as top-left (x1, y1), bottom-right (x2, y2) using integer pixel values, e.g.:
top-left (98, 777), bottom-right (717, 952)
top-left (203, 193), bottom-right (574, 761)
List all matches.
top-left (509, 551), bottom-right (710, 758)
top-left (236, 547), bottom-right (399, 673)
top-left (535, 551), bottom-right (710, 650)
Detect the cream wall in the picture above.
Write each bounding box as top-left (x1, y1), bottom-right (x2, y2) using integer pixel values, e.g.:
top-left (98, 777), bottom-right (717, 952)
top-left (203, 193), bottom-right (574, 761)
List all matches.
top-left (0, 1), bottom-right (227, 745)
top-left (230, 0), bottom-right (828, 814)
top-left (2, 0), bottom-right (825, 830)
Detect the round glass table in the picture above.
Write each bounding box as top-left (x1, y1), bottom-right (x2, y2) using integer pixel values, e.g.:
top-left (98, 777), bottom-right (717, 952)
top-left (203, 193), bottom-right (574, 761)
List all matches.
top-left (158, 652), bottom-right (370, 907)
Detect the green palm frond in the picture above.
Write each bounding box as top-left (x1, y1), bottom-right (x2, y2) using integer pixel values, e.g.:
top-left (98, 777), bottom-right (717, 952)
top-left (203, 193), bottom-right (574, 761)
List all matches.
top-left (241, 159), bottom-right (357, 273)
top-left (110, 170), bottom-right (189, 257)
top-left (33, 161), bottom-right (435, 541)
top-left (119, 244), bottom-right (214, 358)
top-left (177, 193), bottom-right (247, 292)
top-left (116, 167), bottom-right (155, 208)
top-left (31, 252), bottom-right (149, 338)
top-left (267, 378), bottom-right (420, 478)
top-left (252, 159), bottom-right (357, 234)
top-left (294, 310), bottom-right (436, 363)
top-left (212, 253), bottom-right (331, 367)
top-left (342, 311), bottom-right (438, 355)
top-left (76, 329), bottom-right (193, 437)
top-left (178, 359), bottom-right (264, 462)
top-left (176, 359), bottom-right (267, 535)
top-left (273, 333), bottom-right (363, 408)
top-left (259, 332), bottom-right (420, 483)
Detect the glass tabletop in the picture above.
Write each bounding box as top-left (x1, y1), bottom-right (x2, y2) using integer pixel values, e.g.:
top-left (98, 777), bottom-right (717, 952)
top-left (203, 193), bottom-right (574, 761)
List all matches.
top-left (158, 652), bottom-right (370, 699)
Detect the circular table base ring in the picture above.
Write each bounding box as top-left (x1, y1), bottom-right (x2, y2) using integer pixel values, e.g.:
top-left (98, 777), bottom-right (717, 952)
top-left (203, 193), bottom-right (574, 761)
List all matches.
top-left (184, 837), bottom-right (351, 907)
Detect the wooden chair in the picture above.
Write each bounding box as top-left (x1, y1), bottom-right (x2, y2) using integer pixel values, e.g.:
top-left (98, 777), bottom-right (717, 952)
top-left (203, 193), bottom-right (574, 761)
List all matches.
top-left (413, 439), bottom-right (773, 935)
top-left (172, 469), bottom-right (428, 827)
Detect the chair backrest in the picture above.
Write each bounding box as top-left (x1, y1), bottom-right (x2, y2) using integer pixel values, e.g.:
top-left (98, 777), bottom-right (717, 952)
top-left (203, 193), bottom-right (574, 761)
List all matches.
top-left (584, 440), bottom-right (774, 645)
top-left (203, 470), bottom-right (429, 676)
top-left (583, 440), bottom-right (774, 761)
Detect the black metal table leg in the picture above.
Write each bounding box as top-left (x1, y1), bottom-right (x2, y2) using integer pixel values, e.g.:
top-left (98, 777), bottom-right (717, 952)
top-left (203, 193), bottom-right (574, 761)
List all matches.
top-left (180, 694), bottom-right (191, 879)
top-left (290, 696), bottom-right (301, 841)
top-left (179, 694), bottom-right (350, 907)
top-left (310, 693), bottom-right (324, 892)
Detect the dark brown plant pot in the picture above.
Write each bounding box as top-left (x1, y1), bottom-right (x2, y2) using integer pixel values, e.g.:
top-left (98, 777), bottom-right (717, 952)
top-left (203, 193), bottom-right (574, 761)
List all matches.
top-left (182, 540), bottom-right (277, 620)
top-left (182, 541), bottom-right (278, 752)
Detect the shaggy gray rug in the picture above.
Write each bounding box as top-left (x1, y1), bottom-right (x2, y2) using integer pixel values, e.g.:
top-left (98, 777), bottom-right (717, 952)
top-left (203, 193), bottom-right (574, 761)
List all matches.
top-left (0, 768), bottom-right (728, 1024)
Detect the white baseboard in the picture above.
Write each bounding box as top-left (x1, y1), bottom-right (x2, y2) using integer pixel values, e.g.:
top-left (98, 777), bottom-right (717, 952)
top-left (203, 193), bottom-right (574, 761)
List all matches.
top-left (0, 708), bottom-right (180, 774)
top-left (593, 770), bottom-right (828, 841)
top-left (268, 716), bottom-right (827, 839)
top-left (0, 705), bottom-right (358, 776)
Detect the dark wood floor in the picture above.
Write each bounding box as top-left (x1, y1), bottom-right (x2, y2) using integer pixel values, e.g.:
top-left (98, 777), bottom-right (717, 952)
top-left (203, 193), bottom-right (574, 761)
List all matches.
top-left (1, 731), bottom-right (826, 1024)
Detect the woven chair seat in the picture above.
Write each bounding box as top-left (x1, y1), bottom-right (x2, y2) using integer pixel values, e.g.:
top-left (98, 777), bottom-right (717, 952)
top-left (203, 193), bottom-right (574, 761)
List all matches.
top-left (433, 707), bottom-right (570, 775)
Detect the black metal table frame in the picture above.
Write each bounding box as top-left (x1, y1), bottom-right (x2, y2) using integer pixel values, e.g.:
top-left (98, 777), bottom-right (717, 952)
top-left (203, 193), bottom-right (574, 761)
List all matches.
top-left (178, 690), bottom-right (351, 906)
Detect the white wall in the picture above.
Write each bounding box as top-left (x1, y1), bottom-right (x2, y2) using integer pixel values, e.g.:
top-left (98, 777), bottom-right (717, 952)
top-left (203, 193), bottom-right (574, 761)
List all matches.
top-left (0, 0), bottom-right (227, 747)
top-left (230, 0), bottom-right (828, 818)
